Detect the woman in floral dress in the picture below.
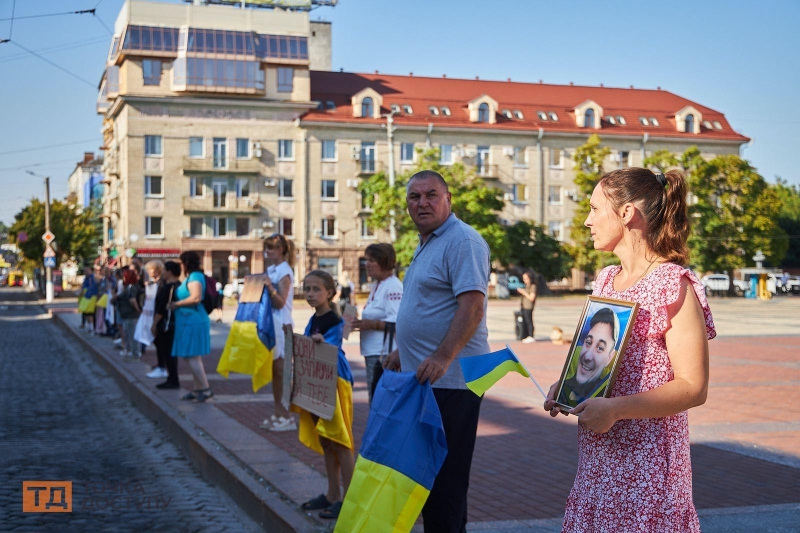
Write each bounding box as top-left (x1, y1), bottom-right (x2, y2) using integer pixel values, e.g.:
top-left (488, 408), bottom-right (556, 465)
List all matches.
top-left (545, 167), bottom-right (715, 532)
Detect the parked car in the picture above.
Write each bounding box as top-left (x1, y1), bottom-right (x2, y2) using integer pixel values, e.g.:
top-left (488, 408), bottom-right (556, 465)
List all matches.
top-left (8, 270), bottom-right (24, 287)
top-left (223, 278), bottom-right (244, 298)
top-left (700, 274), bottom-right (730, 296)
top-left (779, 275), bottom-right (800, 295)
top-left (0, 273), bottom-right (7, 286)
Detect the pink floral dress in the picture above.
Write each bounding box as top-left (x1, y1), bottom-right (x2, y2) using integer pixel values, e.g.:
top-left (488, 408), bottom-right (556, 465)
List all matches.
top-left (562, 263), bottom-right (716, 533)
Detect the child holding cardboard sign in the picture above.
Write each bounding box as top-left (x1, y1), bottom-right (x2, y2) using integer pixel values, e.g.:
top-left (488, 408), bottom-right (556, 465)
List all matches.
top-left (295, 270), bottom-right (355, 520)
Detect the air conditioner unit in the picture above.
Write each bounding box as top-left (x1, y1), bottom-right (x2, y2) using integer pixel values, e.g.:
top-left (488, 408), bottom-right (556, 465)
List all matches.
top-left (464, 148), bottom-right (477, 157)
top-left (351, 146), bottom-right (360, 160)
top-left (252, 228), bottom-right (265, 238)
top-left (264, 179), bottom-right (276, 187)
top-left (246, 198), bottom-right (257, 207)
top-left (503, 193), bottom-right (515, 201)
top-left (181, 230), bottom-right (191, 238)
top-left (262, 219), bottom-right (275, 229)
top-left (502, 146), bottom-right (514, 157)
top-left (252, 142), bottom-right (262, 158)
top-left (611, 152), bottom-right (621, 162)
top-left (313, 228), bottom-right (323, 237)
top-left (346, 179), bottom-right (360, 189)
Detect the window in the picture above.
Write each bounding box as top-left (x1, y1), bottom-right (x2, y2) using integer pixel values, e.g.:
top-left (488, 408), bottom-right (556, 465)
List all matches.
top-left (584, 108), bottom-right (595, 128)
top-left (549, 186), bottom-right (562, 204)
top-left (502, 109), bottom-right (512, 119)
top-left (429, 106), bottom-right (439, 116)
top-left (403, 104), bottom-right (413, 114)
top-left (277, 67), bottom-right (293, 92)
top-left (549, 112), bottom-right (559, 121)
top-left (321, 179), bottom-right (336, 199)
top-left (271, 218), bottom-right (291, 237)
top-left (548, 220), bottom-right (562, 241)
top-left (439, 144), bottom-right (453, 164)
top-left (236, 217), bottom-right (250, 237)
top-left (321, 218), bottom-right (336, 238)
top-left (703, 120), bottom-right (713, 129)
top-left (607, 116), bottom-right (616, 125)
top-left (190, 177), bottom-right (203, 197)
top-left (441, 106), bottom-right (451, 116)
top-left (478, 103), bottom-right (490, 123)
top-left (514, 147), bottom-right (527, 167)
top-left (685, 115), bottom-right (695, 133)
top-left (650, 117), bottom-right (660, 126)
top-left (318, 257), bottom-right (338, 278)
top-left (361, 190), bottom-right (373, 210)
top-left (213, 217), bottom-right (228, 237)
top-left (712, 121), bottom-right (722, 130)
top-left (144, 175), bottom-right (162, 196)
top-left (549, 148), bottom-right (563, 168)
top-left (213, 138), bottom-right (227, 168)
top-left (361, 97), bottom-right (374, 118)
top-left (360, 142), bottom-right (375, 173)
top-left (391, 104), bottom-right (401, 113)
top-left (177, 57), bottom-right (265, 91)
top-left (190, 217), bottom-right (204, 237)
top-left (326, 101), bottom-right (336, 111)
top-left (278, 178), bottom-right (293, 198)
top-left (361, 219), bottom-right (374, 238)
top-left (617, 115), bottom-right (626, 125)
top-left (236, 178), bottom-right (250, 197)
top-left (321, 140), bottom-right (336, 161)
top-left (142, 59), bottom-right (162, 85)
top-left (144, 135), bottom-right (162, 156)
top-left (236, 138), bottom-right (250, 159)
top-left (212, 180), bottom-right (228, 207)
top-left (537, 111), bottom-right (548, 121)
top-left (619, 151), bottom-right (630, 168)
top-left (189, 137), bottom-right (204, 158)
top-left (400, 143), bottom-right (414, 163)
top-left (639, 117), bottom-right (649, 125)
top-left (514, 110), bottom-right (524, 120)
top-left (513, 184), bottom-right (528, 203)
top-left (476, 146), bottom-right (490, 174)
top-left (278, 139), bottom-right (293, 160)
top-left (145, 216), bottom-right (163, 236)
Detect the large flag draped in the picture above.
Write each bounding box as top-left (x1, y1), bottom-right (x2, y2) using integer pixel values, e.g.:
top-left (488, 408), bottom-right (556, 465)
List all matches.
top-left (216, 281), bottom-right (275, 392)
top-left (334, 372), bottom-right (447, 533)
top-left (459, 346), bottom-right (530, 396)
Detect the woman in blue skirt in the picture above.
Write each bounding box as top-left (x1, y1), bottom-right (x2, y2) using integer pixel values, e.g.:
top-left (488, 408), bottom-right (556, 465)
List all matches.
top-left (169, 251), bottom-right (213, 402)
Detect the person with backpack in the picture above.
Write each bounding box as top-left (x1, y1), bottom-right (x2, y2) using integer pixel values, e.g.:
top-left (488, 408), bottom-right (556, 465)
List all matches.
top-left (169, 251), bottom-right (213, 403)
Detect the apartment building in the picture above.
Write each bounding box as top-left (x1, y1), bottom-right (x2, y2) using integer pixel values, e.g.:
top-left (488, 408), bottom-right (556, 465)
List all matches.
top-left (66, 152), bottom-right (104, 208)
top-left (98, 0), bottom-right (748, 287)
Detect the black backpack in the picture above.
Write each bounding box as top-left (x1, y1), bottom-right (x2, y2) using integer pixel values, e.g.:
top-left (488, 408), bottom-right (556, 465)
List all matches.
top-left (201, 275), bottom-right (218, 314)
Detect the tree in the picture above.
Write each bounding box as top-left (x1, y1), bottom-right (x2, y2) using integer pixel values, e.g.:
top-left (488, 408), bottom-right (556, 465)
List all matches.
top-left (503, 221), bottom-right (572, 281)
top-left (9, 198), bottom-right (102, 269)
top-left (360, 148), bottom-right (506, 267)
top-left (0, 220), bottom-right (8, 243)
top-left (567, 134), bottom-right (614, 273)
top-left (772, 178), bottom-right (800, 268)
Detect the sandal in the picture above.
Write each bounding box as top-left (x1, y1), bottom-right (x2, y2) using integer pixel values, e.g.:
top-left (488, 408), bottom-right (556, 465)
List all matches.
top-left (181, 391), bottom-right (199, 401)
top-left (319, 501), bottom-right (342, 519)
top-left (301, 493), bottom-right (332, 511)
top-left (193, 389), bottom-right (214, 403)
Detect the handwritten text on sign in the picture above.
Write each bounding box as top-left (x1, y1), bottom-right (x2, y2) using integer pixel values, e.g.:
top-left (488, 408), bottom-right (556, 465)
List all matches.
top-left (291, 334), bottom-right (337, 420)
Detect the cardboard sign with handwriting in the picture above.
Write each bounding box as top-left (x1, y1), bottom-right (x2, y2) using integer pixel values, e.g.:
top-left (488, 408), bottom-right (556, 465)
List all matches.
top-left (342, 303), bottom-right (358, 340)
top-left (290, 334), bottom-right (337, 420)
top-left (239, 274), bottom-right (268, 303)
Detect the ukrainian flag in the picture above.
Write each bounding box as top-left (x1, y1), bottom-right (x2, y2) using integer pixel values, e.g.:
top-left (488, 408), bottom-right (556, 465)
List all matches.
top-left (335, 372), bottom-right (447, 533)
top-left (293, 319), bottom-right (355, 454)
top-left (460, 346), bottom-right (530, 396)
top-left (216, 283), bottom-right (275, 392)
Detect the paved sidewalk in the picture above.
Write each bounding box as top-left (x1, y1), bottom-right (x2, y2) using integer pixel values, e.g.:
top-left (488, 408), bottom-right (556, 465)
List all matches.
top-left (42, 292), bottom-right (800, 532)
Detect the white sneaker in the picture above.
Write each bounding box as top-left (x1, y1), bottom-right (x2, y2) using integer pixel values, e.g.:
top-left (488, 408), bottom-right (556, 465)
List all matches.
top-left (146, 367), bottom-right (168, 379)
top-left (113, 338), bottom-right (123, 346)
top-left (522, 337), bottom-right (536, 343)
top-left (119, 350), bottom-right (130, 357)
top-left (259, 415), bottom-right (279, 429)
top-left (269, 416), bottom-right (297, 432)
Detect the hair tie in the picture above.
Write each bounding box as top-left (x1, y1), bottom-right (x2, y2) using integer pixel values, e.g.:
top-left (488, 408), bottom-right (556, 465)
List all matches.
top-left (654, 173), bottom-right (667, 187)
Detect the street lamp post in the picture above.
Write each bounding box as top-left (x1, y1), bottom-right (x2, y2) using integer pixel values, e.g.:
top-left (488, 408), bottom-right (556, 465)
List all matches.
top-left (25, 170), bottom-right (53, 303)
top-left (383, 111), bottom-right (397, 243)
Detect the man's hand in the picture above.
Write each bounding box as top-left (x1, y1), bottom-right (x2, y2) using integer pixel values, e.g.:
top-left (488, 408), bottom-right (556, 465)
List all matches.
top-left (543, 382), bottom-right (570, 417)
top-left (416, 352), bottom-right (451, 385)
top-left (311, 333), bottom-right (324, 343)
top-left (383, 350), bottom-right (401, 371)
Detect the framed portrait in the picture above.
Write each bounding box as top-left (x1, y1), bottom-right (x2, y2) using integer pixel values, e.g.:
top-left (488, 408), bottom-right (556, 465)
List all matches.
top-left (554, 296), bottom-right (639, 412)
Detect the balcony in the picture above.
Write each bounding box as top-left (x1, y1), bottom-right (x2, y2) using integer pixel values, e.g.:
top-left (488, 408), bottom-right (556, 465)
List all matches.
top-left (474, 164), bottom-right (500, 179)
top-left (182, 157), bottom-right (262, 174)
top-left (182, 195), bottom-right (261, 214)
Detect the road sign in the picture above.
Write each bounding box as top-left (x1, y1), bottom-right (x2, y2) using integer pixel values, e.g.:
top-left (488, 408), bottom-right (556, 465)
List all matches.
top-left (42, 231), bottom-right (55, 244)
top-left (17, 231), bottom-right (28, 243)
top-left (44, 247), bottom-right (56, 258)
top-left (44, 256), bottom-right (56, 269)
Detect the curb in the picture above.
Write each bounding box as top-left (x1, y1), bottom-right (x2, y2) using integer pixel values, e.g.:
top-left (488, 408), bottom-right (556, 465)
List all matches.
top-left (50, 308), bottom-right (326, 533)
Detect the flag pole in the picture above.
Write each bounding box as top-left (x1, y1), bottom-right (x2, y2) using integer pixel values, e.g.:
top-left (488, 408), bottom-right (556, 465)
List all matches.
top-left (506, 344), bottom-right (547, 399)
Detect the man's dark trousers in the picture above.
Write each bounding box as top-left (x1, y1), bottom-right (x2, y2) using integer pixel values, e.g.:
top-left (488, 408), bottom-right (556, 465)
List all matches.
top-left (422, 388), bottom-right (483, 533)
top-left (154, 332), bottom-right (177, 385)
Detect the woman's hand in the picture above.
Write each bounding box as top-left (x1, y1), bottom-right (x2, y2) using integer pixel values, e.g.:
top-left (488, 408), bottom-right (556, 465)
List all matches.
top-left (352, 319), bottom-right (377, 331)
top-left (151, 324), bottom-right (158, 337)
top-left (311, 333), bottom-right (324, 343)
top-left (571, 397), bottom-right (617, 434)
top-left (168, 302), bottom-right (178, 311)
top-left (543, 382), bottom-right (569, 417)
top-left (383, 350), bottom-right (400, 371)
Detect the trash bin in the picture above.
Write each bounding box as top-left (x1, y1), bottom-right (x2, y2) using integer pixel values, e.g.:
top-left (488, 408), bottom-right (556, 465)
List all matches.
top-left (514, 310), bottom-right (524, 340)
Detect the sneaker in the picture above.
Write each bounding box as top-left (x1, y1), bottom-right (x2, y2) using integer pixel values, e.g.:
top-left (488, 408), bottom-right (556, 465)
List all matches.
top-left (113, 338), bottom-right (123, 346)
top-left (119, 350), bottom-right (130, 357)
top-left (146, 367), bottom-right (168, 379)
top-left (259, 415), bottom-right (279, 429)
top-left (269, 416), bottom-right (297, 432)
top-left (522, 337), bottom-right (536, 344)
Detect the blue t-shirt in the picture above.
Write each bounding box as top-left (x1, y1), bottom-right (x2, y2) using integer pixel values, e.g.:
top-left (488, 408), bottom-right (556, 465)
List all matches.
top-left (176, 271), bottom-right (206, 319)
top-left (396, 213), bottom-right (490, 389)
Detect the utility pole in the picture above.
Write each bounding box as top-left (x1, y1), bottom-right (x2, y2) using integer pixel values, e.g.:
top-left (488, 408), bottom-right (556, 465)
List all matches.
top-left (385, 111), bottom-right (397, 242)
top-left (43, 177), bottom-right (53, 303)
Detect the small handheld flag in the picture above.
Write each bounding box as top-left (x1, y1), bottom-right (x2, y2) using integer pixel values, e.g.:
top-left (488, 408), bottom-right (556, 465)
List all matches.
top-left (460, 346), bottom-right (531, 396)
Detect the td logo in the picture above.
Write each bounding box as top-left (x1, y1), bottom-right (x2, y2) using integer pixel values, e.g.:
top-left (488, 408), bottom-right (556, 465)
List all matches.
top-left (23, 481), bottom-right (72, 513)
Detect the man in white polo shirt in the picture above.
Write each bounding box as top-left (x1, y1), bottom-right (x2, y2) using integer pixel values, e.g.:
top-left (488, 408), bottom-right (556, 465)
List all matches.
top-left (386, 170), bottom-right (490, 533)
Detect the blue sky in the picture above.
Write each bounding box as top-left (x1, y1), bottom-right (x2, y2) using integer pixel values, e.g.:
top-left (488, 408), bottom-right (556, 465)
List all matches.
top-left (1, 0), bottom-right (798, 225)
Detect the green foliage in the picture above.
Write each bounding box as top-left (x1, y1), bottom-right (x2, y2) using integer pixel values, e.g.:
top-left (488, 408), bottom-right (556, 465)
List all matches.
top-left (772, 178), bottom-right (800, 268)
top-left (643, 149), bottom-right (679, 173)
top-left (9, 198), bottom-right (102, 268)
top-left (504, 220), bottom-right (572, 281)
top-left (360, 147), bottom-right (506, 267)
top-left (0, 220), bottom-right (9, 243)
top-left (568, 134), bottom-right (616, 272)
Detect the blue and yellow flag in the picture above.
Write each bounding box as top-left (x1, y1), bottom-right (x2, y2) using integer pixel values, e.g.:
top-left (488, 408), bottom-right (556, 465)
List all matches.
top-left (335, 372), bottom-right (447, 533)
top-left (293, 319), bottom-right (355, 454)
top-left (216, 281), bottom-right (275, 392)
top-left (460, 346), bottom-right (530, 396)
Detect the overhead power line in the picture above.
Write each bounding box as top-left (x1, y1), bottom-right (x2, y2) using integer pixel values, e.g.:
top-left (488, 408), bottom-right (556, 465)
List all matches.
top-left (0, 8), bottom-right (96, 22)
top-left (0, 36), bottom-right (108, 64)
top-left (0, 157), bottom-right (84, 174)
top-left (8, 0), bottom-right (16, 40)
top-left (9, 40), bottom-right (96, 88)
top-left (0, 138), bottom-right (101, 157)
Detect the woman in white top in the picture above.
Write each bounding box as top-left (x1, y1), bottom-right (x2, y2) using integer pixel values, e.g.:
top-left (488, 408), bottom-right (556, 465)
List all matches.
top-left (261, 233), bottom-right (296, 432)
top-left (353, 243), bottom-right (403, 405)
